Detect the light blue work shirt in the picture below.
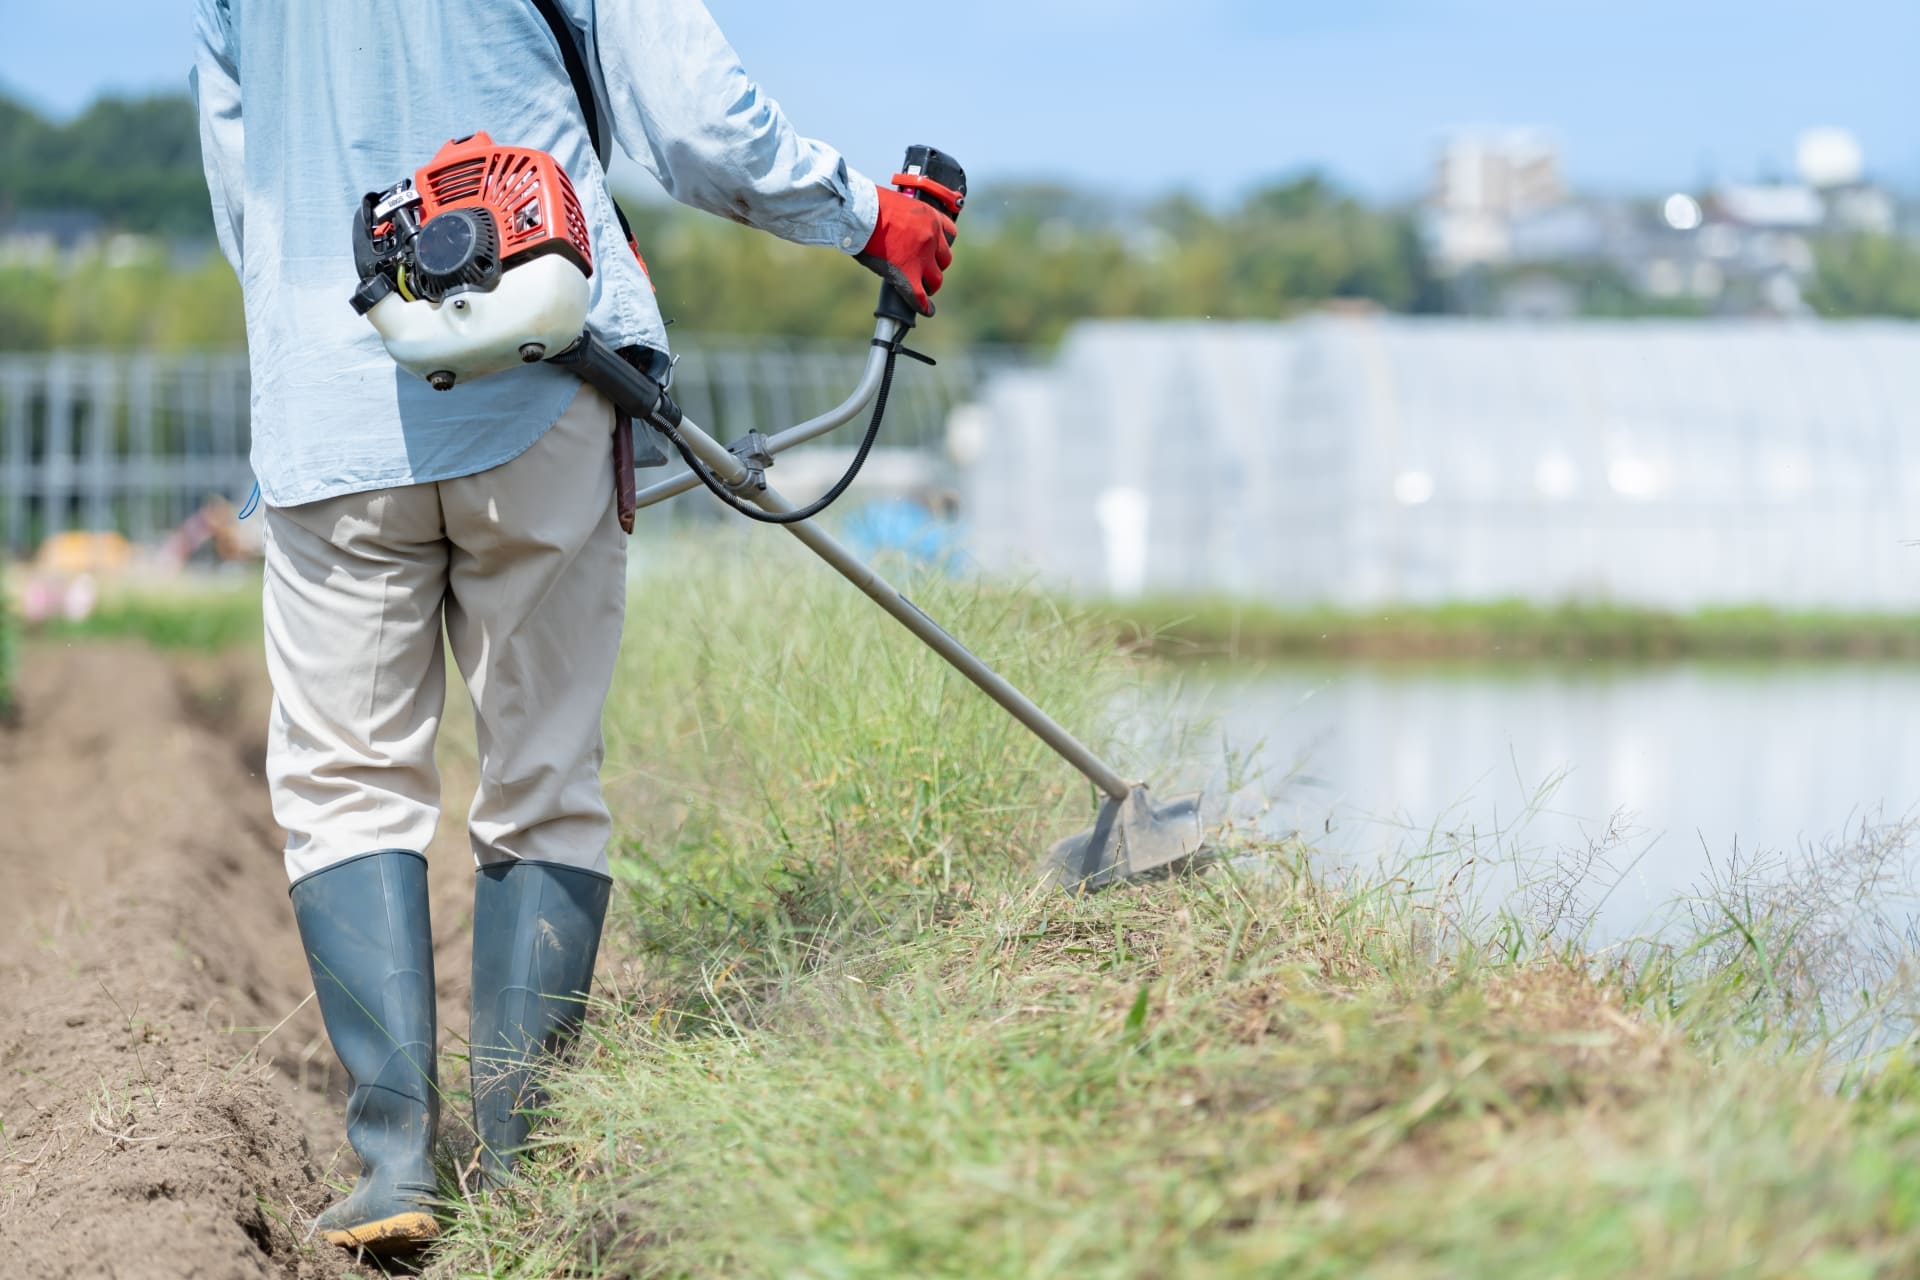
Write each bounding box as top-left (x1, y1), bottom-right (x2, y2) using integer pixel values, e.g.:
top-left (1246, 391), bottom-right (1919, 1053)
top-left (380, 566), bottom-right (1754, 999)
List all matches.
top-left (191, 0), bottom-right (879, 508)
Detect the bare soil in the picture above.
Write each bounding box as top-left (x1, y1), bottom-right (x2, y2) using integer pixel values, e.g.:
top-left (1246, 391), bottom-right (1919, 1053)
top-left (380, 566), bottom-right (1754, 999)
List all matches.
top-left (0, 643), bottom-right (484, 1279)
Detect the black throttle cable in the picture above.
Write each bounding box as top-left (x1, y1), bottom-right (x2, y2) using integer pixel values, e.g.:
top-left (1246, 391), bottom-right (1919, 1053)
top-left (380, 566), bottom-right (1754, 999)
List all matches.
top-left (654, 338), bottom-right (932, 526)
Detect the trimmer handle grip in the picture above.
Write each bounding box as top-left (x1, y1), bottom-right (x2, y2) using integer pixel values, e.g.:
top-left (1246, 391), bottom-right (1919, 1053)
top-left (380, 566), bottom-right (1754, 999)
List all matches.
top-left (896, 145), bottom-right (967, 219)
top-left (875, 144), bottom-right (967, 327)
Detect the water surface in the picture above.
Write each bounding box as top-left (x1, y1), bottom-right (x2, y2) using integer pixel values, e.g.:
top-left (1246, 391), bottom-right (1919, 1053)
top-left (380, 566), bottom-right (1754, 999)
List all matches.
top-left (1173, 661), bottom-right (1920, 940)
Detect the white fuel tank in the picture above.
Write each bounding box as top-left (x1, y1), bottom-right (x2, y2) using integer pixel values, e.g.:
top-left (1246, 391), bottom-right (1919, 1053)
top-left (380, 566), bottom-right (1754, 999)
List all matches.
top-left (367, 254), bottom-right (590, 388)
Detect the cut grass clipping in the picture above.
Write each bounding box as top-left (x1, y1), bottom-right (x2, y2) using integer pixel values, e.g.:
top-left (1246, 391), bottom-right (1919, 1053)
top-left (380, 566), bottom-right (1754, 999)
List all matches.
top-left (426, 539), bottom-right (1920, 1278)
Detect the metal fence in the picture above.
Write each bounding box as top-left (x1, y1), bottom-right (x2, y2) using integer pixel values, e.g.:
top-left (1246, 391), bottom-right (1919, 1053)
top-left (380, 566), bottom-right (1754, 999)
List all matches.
top-left (0, 351), bottom-right (252, 554)
top-left (0, 337), bottom-right (1018, 556)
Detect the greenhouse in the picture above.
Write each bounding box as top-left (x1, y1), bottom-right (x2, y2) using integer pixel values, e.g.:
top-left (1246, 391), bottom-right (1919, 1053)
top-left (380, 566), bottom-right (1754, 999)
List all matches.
top-left (953, 317), bottom-right (1920, 608)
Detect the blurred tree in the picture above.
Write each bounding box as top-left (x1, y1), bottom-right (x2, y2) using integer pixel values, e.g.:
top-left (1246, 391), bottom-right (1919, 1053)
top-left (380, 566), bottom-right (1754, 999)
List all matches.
top-left (0, 92), bottom-right (210, 236)
top-left (0, 252), bottom-right (245, 349)
top-left (1809, 234), bottom-right (1920, 319)
top-left (6, 90), bottom-right (1920, 351)
top-left (1143, 191), bottom-right (1212, 240)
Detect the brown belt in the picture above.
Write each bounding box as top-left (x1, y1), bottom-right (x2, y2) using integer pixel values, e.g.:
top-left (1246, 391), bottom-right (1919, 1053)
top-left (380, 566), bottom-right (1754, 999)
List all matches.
top-left (613, 416), bottom-right (637, 534)
top-left (610, 345), bottom-right (669, 535)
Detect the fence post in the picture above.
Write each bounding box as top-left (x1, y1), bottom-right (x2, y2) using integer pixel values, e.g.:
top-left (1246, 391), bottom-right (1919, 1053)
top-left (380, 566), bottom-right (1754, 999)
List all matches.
top-left (43, 354), bottom-right (74, 547)
top-left (1, 358), bottom-right (31, 558)
top-left (84, 356), bottom-right (115, 538)
top-left (128, 354), bottom-right (157, 544)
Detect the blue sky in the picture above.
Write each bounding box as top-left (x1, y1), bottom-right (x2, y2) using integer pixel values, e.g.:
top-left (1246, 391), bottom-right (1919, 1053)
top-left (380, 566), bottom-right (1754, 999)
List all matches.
top-left (5, 1), bottom-right (1915, 200)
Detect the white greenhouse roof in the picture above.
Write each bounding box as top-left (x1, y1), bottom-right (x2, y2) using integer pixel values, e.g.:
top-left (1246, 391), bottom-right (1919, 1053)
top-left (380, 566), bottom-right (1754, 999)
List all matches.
top-left (957, 317), bottom-right (1920, 608)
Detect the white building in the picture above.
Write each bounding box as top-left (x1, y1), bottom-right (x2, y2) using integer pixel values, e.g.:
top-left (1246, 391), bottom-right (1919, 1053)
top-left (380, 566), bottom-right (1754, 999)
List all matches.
top-left (1424, 132), bottom-right (1567, 271)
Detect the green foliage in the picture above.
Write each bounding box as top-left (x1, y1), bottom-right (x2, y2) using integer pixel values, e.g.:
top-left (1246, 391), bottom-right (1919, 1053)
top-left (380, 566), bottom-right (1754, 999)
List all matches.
top-left (622, 201), bottom-right (883, 341)
top-left (595, 534), bottom-right (1132, 962)
top-left (7, 85), bottom-right (1917, 354)
top-left (1099, 595), bottom-right (1920, 663)
top-left (35, 581), bottom-right (262, 651)
top-left (627, 172), bottom-right (1440, 347)
top-left (1470, 261), bottom-right (1711, 319)
top-left (0, 87), bottom-right (1449, 351)
top-left (1809, 233), bottom-right (1920, 319)
top-left (449, 875), bottom-right (1920, 1277)
top-left (0, 251), bottom-right (244, 350)
top-left (0, 92), bottom-right (210, 237)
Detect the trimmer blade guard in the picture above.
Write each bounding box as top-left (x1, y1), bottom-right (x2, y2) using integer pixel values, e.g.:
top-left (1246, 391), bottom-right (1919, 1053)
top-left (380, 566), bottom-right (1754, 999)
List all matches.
top-left (1045, 786), bottom-right (1207, 892)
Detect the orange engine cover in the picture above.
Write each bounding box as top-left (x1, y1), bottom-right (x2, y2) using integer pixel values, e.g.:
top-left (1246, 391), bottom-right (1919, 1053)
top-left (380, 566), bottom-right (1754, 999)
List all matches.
top-left (415, 131), bottom-right (593, 276)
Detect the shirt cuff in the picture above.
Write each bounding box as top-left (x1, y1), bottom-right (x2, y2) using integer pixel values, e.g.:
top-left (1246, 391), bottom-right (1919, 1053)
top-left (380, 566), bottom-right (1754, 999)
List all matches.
top-left (832, 168), bottom-right (881, 256)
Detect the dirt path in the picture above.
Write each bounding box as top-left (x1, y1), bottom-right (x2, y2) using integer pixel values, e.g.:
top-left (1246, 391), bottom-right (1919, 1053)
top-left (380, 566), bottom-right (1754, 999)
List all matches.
top-left (0, 643), bottom-right (482, 1279)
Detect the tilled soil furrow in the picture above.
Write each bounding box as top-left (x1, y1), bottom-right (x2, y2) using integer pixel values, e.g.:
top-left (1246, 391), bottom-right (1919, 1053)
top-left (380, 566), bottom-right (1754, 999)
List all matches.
top-left (0, 644), bottom-right (479, 1280)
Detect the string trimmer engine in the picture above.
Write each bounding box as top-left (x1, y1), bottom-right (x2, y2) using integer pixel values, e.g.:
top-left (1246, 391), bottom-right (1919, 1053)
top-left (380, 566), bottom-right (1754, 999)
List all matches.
top-left (350, 132), bottom-right (594, 390)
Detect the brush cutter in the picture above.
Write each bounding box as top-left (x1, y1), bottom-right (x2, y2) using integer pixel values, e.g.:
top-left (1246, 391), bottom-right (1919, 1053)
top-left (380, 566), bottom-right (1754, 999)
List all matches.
top-left (347, 135), bottom-right (1205, 890)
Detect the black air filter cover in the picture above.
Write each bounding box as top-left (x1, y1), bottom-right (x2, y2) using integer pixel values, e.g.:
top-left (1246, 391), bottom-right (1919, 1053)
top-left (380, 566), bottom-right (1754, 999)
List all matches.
top-left (409, 207), bottom-right (503, 301)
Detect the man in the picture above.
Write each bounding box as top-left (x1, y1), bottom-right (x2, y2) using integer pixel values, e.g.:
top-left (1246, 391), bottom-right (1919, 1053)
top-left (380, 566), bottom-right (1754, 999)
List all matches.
top-left (191, 0), bottom-right (955, 1254)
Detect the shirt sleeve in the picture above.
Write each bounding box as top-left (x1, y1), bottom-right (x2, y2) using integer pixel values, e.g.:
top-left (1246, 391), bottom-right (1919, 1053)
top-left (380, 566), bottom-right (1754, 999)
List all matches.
top-left (190, 0), bottom-right (245, 275)
top-left (592, 0), bottom-right (879, 254)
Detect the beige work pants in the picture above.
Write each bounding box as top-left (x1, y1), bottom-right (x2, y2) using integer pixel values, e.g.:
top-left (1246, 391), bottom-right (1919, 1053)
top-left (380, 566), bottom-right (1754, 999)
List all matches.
top-left (262, 386), bottom-right (625, 884)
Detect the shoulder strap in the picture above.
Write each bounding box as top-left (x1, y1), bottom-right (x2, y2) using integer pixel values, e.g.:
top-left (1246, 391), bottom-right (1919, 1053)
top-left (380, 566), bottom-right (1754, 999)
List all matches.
top-left (529, 0), bottom-right (608, 165)
top-left (528, 0), bottom-right (640, 251)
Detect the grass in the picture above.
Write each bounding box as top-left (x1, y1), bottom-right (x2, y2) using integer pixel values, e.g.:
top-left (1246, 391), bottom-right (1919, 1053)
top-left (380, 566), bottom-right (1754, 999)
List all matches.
top-left (19, 574), bottom-right (1920, 667)
top-left (24, 575), bottom-right (264, 651)
top-left (14, 548), bottom-right (1920, 1272)
top-left (15, 549), bottom-right (1920, 1272)
top-left (1099, 595), bottom-right (1920, 663)
top-left (423, 537), bottom-right (1920, 1279)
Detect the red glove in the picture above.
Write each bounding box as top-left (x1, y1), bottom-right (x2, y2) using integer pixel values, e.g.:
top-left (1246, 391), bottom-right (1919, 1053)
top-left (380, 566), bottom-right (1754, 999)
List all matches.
top-left (857, 186), bottom-right (958, 316)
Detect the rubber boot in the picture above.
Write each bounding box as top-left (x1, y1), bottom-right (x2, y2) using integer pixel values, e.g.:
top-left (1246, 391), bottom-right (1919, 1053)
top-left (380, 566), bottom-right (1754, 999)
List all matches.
top-left (289, 850), bottom-right (441, 1251)
top-left (469, 859), bottom-right (612, 1181)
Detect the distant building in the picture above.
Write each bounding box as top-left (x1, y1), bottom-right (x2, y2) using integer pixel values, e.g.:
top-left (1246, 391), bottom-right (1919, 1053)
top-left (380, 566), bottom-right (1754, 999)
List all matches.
top-left (956, 318), bottom-right (1920, 609)
top-left (1713, 184), bottom-right (1824, 230)
top-left (1424, 132), bottom-right (1566, 272)
top-left (1825, 184), bottom-right (1896, 236)
top-left (1419, 126), bottom-right (1905, 319)
top-left (1506, 202), bottom-right (1612, 264)
top-left (1433, 132), bottom-right (1565, 217)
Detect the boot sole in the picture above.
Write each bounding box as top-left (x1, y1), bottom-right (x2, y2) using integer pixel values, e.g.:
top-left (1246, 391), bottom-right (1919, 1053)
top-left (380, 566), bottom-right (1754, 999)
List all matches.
top-left (322, 1210), bottom-right (440, 1252)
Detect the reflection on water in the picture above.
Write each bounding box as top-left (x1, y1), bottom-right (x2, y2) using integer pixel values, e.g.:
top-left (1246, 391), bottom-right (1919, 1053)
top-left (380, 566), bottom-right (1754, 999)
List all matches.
top-left (1178, 662), bottom-right (1920, 940)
